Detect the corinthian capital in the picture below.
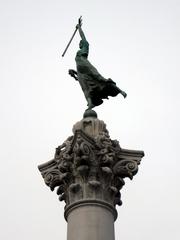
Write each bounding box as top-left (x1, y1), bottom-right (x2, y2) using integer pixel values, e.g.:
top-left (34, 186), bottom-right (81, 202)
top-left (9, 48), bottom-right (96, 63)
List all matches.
top-left (38, 114), bottom-right (144, 211)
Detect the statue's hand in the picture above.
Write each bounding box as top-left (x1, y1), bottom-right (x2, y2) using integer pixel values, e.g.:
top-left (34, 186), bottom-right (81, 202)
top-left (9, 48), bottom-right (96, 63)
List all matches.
top-left (69, 69), bottom-right (76, 75)
top-left (69, 69), bottom-right (78, 80)
top-left (78, 16), bottom-right (82, 26)
top-left (76, 23), bottom-right (82, 29)
top-left (76, 16), bottom-right (82, 29)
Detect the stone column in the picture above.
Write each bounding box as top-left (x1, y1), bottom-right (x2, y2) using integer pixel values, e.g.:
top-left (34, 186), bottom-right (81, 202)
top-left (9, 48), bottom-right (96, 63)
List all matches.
top-left (66, 202), bottom-right (115, 240)
top-left (38, 111), bottom-right (144, 240)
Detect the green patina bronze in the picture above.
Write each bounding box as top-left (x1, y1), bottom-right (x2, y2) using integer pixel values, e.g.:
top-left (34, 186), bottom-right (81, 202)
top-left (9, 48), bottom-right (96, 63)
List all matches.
top-left (68, 18), bottom-right (127, 110)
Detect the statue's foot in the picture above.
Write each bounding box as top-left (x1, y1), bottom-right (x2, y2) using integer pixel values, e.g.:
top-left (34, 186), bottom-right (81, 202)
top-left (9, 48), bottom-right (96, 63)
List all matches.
top-left (87, 104), bottom-right (95, 110)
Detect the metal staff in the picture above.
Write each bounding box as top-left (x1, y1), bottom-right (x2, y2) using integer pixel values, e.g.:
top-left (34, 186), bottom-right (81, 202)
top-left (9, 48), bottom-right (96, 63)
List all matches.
top-left (62, 16), bottom-right (82, 57)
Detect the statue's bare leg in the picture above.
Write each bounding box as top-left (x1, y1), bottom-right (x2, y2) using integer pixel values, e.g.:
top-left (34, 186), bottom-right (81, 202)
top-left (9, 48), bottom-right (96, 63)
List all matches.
top-left (87, 97), bottom-right (95, 110)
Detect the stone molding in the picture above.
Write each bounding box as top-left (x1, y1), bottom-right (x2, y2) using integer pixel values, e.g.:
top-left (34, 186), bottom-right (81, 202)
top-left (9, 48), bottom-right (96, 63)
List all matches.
top-left (64, 199), bottom-right (118, 221)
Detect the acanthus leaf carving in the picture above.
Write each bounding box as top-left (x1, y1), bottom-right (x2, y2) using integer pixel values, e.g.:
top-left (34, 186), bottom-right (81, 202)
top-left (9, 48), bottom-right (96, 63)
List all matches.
top-left (38, 118), bottom-right (144, 208)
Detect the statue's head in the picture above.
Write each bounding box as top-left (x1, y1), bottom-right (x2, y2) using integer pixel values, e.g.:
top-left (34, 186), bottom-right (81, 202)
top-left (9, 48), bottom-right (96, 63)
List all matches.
top-left (79, 40), bottom-right (83, 49)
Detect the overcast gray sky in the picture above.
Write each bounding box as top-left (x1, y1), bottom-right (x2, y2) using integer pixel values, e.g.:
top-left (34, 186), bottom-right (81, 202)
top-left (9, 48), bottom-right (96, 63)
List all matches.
top-left (0, 0), bottom-right (180, 239)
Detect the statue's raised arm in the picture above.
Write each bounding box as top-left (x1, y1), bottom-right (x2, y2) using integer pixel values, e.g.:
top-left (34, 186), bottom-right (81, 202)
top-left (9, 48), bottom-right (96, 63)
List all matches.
top-left (78, 26), bottom-right (86, 42)
top-left (76, 19), bottom-right (87, 42)
top-left (76, 21), bottom-right (89, 58)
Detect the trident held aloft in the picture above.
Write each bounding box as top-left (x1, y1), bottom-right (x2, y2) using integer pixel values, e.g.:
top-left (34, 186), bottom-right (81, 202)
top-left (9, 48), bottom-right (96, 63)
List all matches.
top-left (62, 16), bottom-right (82, 57)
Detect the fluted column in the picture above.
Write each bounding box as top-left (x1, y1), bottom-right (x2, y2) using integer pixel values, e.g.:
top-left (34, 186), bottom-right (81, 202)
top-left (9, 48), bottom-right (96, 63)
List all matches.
top-left (38, 110), bottom-right (144, 240)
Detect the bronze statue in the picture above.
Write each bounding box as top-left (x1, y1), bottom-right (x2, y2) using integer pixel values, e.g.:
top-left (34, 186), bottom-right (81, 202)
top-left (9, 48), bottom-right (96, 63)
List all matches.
top-left (64, 17), bottom-right (127, 110)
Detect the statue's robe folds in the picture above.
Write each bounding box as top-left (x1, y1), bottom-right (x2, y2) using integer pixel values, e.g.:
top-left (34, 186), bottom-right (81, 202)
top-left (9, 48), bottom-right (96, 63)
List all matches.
top-left (75, 40), bottom-right (121, 106)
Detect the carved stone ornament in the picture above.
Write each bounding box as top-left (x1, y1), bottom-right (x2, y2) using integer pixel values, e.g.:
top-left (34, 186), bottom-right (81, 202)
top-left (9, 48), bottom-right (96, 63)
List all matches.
top-left (38, 114), bottom-right (144, 218)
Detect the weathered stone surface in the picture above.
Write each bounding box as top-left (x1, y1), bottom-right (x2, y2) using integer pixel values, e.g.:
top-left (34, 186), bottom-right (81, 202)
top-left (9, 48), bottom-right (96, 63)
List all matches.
top-left (38, 115), bottom-right (144, 215)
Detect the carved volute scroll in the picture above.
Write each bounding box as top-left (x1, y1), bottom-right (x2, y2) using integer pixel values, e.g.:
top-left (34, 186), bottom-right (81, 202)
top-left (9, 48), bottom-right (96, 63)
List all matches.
top-left (38, 114), bottom-right (144, 216)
